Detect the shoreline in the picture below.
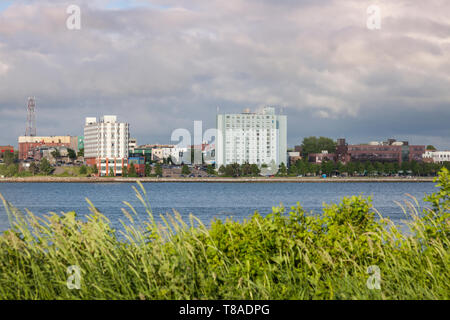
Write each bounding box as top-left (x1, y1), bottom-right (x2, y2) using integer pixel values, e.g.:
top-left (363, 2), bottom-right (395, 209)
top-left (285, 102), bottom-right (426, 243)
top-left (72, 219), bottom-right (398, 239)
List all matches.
top-left (0, 176), bottom-right (436, 183)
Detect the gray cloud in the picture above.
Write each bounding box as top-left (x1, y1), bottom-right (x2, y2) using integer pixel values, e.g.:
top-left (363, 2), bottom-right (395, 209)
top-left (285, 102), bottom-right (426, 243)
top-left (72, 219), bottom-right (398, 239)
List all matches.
top-left (0, 0), bottom-right (449, 149)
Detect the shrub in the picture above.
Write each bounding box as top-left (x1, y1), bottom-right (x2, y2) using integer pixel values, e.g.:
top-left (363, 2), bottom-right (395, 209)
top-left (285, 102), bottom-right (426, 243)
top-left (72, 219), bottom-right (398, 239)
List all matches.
top-left (0, 170), bottom-right (448, 299)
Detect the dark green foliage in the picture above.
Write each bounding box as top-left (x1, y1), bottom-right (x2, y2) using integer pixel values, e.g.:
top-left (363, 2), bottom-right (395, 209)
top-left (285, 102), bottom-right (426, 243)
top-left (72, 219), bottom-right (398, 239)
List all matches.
top-left (301, 136), bottom-right (337, 157)
top-left (79, 165), bottom-right (87, 175)
top-left (29, 162), bottom-right (39, 175)
top-left (128, 163), bottom-right (137, 177)
top-left (39, 158), bottom-right (53, 175)
top-left (278, 162), bottom-right (287, 176)
top-left (206, 165), bottom-right (216, 175)
top-left (181, 164), bottom-right (190, 175)
top-left (154, 163), bottom-right (163, 177)
top-left (145, 163), bottom-right (151, 177)
top-left (67, 148), bottom-right (77, 161)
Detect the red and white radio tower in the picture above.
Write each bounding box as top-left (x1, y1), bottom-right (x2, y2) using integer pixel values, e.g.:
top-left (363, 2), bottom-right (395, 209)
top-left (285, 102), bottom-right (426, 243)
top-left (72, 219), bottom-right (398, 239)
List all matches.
top-left (25, 97), bottom-right (36, 136)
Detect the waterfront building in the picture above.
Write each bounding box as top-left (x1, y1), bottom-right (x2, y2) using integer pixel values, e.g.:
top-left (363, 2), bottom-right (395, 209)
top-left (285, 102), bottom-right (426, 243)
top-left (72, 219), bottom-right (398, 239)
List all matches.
top-left (84, 115), bottom-right (129, 176)
top-left (216, 107), bottom-right (287, 168)
top-left (423, 150), bottom-right (450, 164)
top-left (308, 150), bottom-right (336, 164)
top-left (18, 136), bottom-right (78, 160)
top-left (128, 156), bottom-right (145, 176)
top-left (336, 138), bottom-right (425, 164)
top-left (287, 151), bottom-right (301, 166)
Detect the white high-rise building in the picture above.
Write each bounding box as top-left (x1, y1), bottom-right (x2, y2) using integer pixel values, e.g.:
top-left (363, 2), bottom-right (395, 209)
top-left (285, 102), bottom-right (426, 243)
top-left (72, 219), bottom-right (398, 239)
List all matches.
top-left (216, 107), bottom-right (287, 170)
top-left (84, 115), bottom-right (129, 176)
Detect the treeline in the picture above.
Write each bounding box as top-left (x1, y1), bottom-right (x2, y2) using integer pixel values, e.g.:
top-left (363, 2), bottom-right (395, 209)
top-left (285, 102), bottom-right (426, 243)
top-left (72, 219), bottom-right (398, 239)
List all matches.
top-left (218, 163), bottom-right (261, 177)
top-left (284, 159), bottom-right (450, 177)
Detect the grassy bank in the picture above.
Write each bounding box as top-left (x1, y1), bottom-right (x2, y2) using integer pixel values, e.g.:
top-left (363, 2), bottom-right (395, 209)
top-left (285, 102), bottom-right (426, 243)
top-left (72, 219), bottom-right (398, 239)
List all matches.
top-left (0, 169), bottom-right (448, 300)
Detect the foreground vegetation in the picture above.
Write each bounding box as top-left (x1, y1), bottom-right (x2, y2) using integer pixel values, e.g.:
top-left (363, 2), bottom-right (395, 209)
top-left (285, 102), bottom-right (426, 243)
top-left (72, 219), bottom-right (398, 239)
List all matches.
top-left (0, 169), bottom-right (448, 299)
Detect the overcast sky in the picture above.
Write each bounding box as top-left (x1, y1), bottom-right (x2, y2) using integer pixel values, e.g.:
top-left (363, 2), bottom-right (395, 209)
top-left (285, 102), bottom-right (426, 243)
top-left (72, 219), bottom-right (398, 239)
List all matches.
top-left (0, 0), bottom-right (449, 149)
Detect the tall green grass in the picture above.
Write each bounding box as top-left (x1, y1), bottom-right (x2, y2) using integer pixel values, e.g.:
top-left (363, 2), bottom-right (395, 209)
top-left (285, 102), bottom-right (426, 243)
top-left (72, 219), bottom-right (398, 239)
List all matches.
top-left (0, 169), bottom-right (448, 300)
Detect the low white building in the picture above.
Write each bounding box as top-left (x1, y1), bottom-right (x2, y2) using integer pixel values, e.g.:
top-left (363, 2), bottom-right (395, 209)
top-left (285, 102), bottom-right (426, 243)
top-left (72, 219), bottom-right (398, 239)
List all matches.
top-left (151, 146), bottom-right (190, 164)
top-left (423, 150), bottom-right (450, 164)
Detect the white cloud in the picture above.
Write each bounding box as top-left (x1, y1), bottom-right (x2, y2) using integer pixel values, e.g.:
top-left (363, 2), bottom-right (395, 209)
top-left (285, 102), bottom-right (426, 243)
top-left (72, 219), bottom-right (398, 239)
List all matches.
top-left (0, 0), bottom-right (449, 148)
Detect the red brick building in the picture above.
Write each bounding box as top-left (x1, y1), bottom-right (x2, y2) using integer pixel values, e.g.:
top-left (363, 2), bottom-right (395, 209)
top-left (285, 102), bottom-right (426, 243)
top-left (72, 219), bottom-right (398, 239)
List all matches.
top-left (18, 136), bottom-right (78, 160)
top-left (336, 139), bottom-right (425, 164)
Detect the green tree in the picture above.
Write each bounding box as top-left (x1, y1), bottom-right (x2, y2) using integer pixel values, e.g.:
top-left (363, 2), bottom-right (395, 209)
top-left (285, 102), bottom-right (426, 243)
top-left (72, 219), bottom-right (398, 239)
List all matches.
top-left (128, 163), bottom-right (137, 177)
top-left (346, 162), bottom-right (356, 176)
top-left (393, 162), bottom-right (400, 175)
top-left (3, 151), bottom-right (15, 166)
top-left (250, 164), bottom-right (260, 176)
top-left (79, 165), bottom-right (87, 175)
top-left (401, 161), bottom-right (411, 175)
top-left (385, 162), bottom-right (394, 175)
top-left (67, 148), bottom-right (77, 161)
top-left (92, 164), bottom-right (98, 174)
top-left (51, 149), bottom-right (61, 159)
top-left (366, 163), bottom-right (375, 176)
top-left (39, 158), bottom-right (53, 175)
top-left (77, 148), bottom-right (84, 157)
top-left (301, 136), bottom-right (336, 157)
top-left (154, 163), bottom-right (163, 177)
top-left (241, 163), bottom-right (252, 176)
top-left (426, 145), bottom-right (437, 151)
top-left (321, 160), bottom-right (335, 176)
top-left (206, 165), bottom-right (216, 175)
top-left (374, 162), bottom-right (384, 175)
top-left (336, 161), bottom-right (346, 176)
top-left (278, 162), bottom-right (287, 176)
top-left (288, 164), bottom-right (298, 176)
top-left (181, 164), bottom-right (190, 175)
top-left (218, 165), bottom-right (226, 176)
top-left (145, 163), bottom-right (151, 177)
top-left (109, 168), bottom-right (115, 177)
top-left (225, 163), bottom-right (240, 177)
top-left (122, 166), bottom-right (128, 177)
top-left (410, 160), bottom-right (420, 176)
top-left (29, 162), bottom-right (39, 175)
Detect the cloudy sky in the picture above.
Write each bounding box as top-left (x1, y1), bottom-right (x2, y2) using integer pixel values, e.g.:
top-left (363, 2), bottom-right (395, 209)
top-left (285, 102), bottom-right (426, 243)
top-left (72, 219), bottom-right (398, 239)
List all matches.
top-left (0, 0), bottom-right (449, 149)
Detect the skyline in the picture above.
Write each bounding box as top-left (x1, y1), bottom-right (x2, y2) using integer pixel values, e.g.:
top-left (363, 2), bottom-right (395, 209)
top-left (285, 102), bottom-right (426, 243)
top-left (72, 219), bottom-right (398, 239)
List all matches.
top-left (1, 1), bottom-right (450, 149)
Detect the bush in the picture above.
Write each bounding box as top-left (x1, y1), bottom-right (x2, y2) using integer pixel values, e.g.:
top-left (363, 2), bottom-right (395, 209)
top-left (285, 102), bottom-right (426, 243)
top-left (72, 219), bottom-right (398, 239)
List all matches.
top-left (0, 170), bottom-right (448, 299)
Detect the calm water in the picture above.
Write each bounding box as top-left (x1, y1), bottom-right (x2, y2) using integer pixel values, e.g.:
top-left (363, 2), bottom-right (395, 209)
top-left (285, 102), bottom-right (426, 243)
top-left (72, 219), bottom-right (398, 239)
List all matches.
top-left (0, 182), bottom-right (437, 232)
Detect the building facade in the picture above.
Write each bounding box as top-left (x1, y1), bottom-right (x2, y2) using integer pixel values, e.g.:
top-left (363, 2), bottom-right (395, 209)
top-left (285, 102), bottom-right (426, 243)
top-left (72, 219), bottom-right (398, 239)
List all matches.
top-left (336, 138), bottom-right (425, 164)
top-left (18, 136), bottom-right (78, 160)
top-left (308, 150), bottom-right (336, 164)
top-left (216, 107), bottom-right (287, 169)
top-left (423, 150), bottom-right (450, 164)
top-left (84, 116), bottom-right (129, 176)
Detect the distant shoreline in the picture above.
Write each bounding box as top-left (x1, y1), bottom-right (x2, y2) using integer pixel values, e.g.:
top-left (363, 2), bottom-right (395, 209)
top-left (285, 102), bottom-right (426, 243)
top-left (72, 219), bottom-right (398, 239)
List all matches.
top-left (0, 176), bottom-right (436, 183)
